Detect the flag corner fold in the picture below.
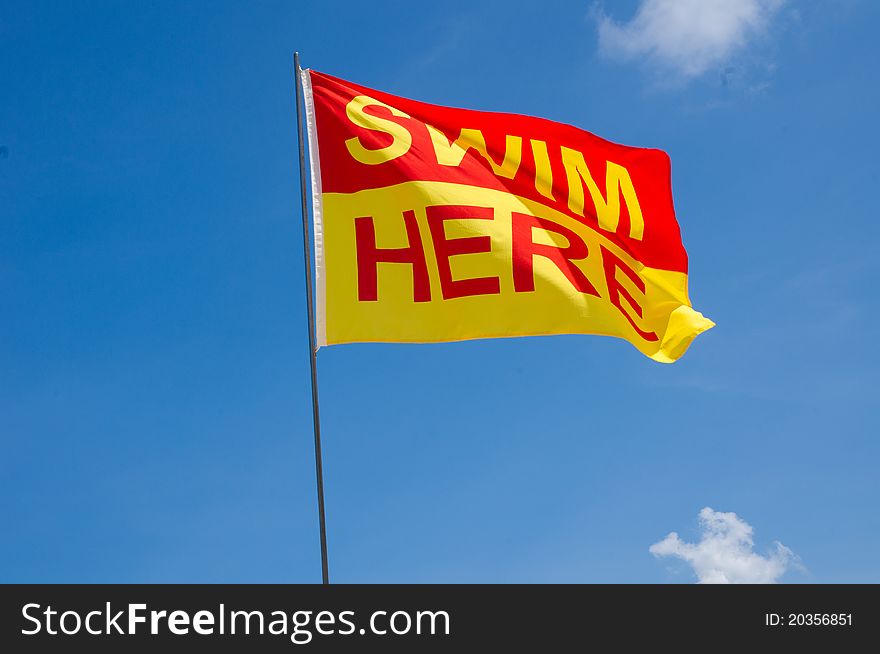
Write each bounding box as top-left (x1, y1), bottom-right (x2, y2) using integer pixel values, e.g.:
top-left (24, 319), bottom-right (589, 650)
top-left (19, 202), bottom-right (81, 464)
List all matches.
top-left (652, 306), bottom-right (715, 364)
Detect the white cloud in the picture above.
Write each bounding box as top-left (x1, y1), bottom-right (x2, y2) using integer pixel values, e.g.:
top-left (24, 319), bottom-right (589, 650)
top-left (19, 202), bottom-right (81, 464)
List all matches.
top-left (596, 0), bottom-right (785, 79)
top-left (650, 507), bottom-right (797, 583)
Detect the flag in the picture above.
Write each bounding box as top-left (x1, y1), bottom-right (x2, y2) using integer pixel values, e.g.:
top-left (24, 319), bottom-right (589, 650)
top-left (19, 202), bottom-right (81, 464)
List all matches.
top-left (300, 70), bottom-right (713, 362)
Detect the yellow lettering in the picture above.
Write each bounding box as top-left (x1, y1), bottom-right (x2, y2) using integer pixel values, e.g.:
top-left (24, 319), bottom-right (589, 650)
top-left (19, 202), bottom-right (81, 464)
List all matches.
top-left (560, 147), bottom-right (644, 240)
top-left (344, 95), bottom-right (412, 165)
top-left (530, 139), bottom-right (554, 200)
top-left (427, 125), bottom-right (522, 179)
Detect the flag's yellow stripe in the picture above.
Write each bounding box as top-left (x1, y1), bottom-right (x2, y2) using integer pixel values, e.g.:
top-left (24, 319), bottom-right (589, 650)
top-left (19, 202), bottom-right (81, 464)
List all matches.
top-left (320, 181), bottom-right (713, 362)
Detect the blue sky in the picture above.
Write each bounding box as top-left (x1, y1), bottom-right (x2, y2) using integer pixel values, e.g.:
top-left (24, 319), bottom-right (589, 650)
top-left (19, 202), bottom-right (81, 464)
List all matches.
top-left (1, 0), bottom-right (877, 583)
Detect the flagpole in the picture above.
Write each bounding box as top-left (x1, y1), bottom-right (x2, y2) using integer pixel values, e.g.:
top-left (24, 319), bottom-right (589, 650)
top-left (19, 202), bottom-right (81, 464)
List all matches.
top-left (294, 51), bottom-right (330, 585)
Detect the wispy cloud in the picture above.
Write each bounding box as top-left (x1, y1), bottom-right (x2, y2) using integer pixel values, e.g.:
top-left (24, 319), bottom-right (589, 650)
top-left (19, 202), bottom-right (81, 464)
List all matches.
top-left (395, 14), bottom-right (478, 84)
top-left (595, 0), bottom-right (785, 80)
top-left (650, 507), bottom-right (798, 583)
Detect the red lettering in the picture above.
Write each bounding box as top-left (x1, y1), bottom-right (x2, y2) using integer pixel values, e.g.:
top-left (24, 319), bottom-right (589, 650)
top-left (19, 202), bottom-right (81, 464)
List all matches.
top-left (355, 210), bottom-right (431, 302)
top-left (426, 205), bottom-right (500, 300)
top-left (601, 245), bottom-right (658, 341)
top-left (511, 213), bottom-right (599, 296)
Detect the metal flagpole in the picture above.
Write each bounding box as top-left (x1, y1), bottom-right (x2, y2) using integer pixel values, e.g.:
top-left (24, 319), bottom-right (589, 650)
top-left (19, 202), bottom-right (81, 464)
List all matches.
top-left (293, 51), bottom-right (330, 585)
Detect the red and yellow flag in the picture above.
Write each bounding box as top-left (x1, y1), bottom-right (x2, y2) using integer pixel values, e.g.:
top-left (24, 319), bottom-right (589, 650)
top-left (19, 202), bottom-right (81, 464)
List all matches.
top-left (301, 70), bottom-right (713, 362)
